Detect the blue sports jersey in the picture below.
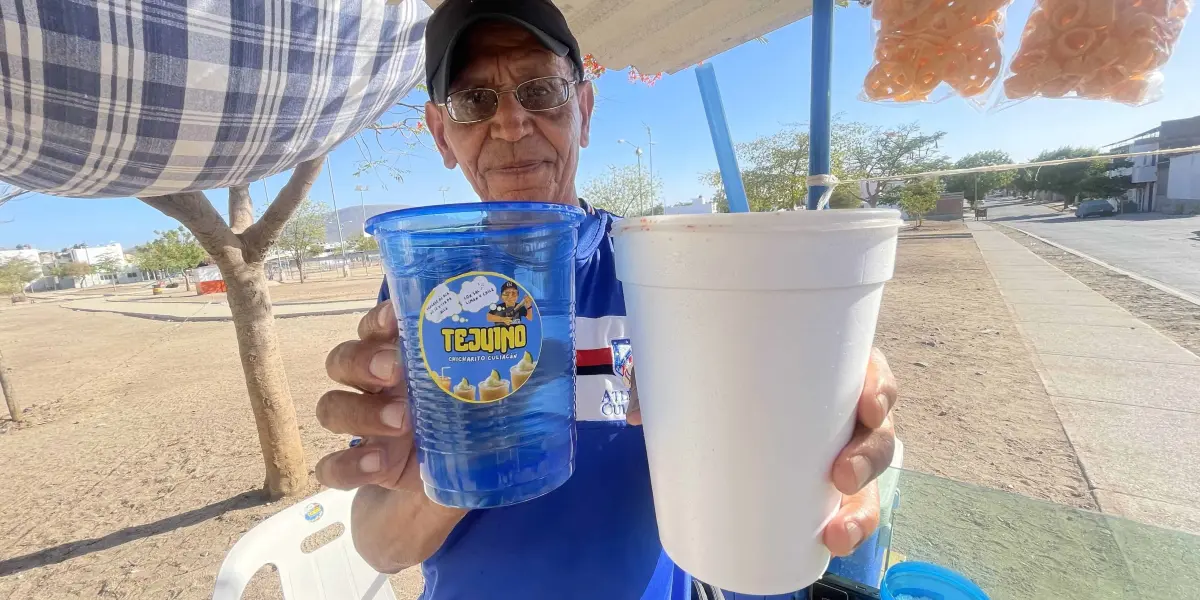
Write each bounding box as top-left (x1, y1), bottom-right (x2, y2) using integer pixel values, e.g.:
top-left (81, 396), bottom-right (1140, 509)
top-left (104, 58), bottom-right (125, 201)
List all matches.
top-left (380, 202), bottom-right (691, 600)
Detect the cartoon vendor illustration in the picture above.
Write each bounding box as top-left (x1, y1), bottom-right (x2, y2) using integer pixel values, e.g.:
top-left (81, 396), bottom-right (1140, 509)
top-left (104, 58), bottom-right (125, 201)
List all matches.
top-left (486, 281), bottom-right (535, 326)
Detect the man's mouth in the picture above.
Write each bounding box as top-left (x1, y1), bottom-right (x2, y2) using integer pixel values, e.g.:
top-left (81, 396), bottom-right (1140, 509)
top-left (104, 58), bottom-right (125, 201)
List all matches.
top-left (490, 161), bottom-right (548, 175)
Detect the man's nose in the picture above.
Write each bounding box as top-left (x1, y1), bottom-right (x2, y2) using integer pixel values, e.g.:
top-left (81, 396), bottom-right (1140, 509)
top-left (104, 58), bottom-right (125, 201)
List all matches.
top-left (489, 92), bottom-right (533, 142)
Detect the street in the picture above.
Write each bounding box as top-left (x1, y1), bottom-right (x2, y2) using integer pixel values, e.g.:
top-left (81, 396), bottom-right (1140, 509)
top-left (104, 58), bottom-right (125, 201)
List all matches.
top-left (983, 198), bottom-right (1200, 299)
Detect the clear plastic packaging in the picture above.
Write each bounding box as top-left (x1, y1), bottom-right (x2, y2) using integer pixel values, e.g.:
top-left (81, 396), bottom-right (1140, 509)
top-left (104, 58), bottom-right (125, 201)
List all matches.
top-left (1002, 0), bottom-right (1192, 105)
top-left (864, 0), bottom-right (1012, 104)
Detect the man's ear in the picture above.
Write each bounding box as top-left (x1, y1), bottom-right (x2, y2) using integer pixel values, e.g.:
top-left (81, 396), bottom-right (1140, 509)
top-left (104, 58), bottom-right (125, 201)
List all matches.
top-left (577, 81), bottom-right (595, 149)
top-left (425, 102), bottom-right (459, 169)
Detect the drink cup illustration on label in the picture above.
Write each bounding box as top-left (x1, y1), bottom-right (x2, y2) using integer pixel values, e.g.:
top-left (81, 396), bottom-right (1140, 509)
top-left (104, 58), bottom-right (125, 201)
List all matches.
top-left (419, 272), bottom-right (542, 404)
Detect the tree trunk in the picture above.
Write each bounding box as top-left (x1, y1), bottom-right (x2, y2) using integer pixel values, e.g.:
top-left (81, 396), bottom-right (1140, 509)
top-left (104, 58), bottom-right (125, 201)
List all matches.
top-left (1, 350), bottom-right (22, 423)
top-left (297, 255), bottom-right (306, 283)
top-left (183, 271), bottom-right (192, 292)
top-left (139, 158), bottom-right (324, 499)
top-left (217, 257), bottom-right (308, 498)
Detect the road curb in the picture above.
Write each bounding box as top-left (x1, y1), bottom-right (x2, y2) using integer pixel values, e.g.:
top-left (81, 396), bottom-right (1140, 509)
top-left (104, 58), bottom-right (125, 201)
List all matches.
top-left (996, 223), bottom-right (1200, 308)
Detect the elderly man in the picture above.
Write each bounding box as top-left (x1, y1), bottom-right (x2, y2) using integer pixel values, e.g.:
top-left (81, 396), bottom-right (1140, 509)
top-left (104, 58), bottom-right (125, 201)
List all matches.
top-left (314, 1), bottom-right (898, 598)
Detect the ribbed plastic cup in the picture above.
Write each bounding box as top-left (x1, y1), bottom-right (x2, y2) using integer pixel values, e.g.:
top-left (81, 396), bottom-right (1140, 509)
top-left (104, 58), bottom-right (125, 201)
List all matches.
top-left (612, 209), bottom-right (902, 594)
top-left (881, 562), bottom-right (990, 600)
top-left (367, 202), bottom-right (586, 509)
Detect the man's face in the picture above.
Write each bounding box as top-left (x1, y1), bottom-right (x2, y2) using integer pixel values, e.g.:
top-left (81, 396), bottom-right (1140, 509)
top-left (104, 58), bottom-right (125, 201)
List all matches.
top-left (426, 23), bottom-right (594, 206)
top-left (501, 287), bottom-right (518, 306)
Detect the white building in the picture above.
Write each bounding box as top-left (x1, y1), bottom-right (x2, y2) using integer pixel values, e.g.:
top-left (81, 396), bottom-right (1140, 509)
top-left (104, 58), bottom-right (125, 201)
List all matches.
top-left (0, 247), bottom-right (40, 265)
top-left (664, 195), bottom-right (717, 215)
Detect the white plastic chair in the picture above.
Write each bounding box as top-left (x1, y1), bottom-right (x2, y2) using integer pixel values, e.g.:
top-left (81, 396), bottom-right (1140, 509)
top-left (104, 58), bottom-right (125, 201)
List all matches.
top-left (213, 488), bottom-right (396, 600)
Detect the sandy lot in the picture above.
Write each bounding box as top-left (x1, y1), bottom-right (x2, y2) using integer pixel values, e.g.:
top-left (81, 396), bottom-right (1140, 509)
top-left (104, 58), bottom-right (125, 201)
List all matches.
top-left (0, 224), bottom-right (1091, 599)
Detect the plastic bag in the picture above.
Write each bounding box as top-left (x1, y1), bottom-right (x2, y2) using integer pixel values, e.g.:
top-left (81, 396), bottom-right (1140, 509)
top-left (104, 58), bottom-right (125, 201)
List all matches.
top-left (1002, 0), bottom-right (1192, 105)
top-left (864, 0), bottom-right (1011, 104)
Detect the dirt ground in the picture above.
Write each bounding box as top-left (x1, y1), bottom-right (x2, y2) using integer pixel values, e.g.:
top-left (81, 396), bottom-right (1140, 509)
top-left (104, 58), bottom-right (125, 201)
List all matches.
top-left (0, 224), bottom-right (1092, 599)
top-left (997, 226), bottom-right (1200, 357)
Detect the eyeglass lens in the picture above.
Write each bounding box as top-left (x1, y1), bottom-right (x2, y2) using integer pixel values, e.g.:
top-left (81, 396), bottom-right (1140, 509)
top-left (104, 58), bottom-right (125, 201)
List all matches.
top-left (448, 77), bottom-right (571, 123)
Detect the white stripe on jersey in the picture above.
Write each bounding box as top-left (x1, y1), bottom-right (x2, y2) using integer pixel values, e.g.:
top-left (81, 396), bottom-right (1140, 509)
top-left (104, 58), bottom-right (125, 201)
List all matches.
top-left (575, 315), bottom-right (630, 423)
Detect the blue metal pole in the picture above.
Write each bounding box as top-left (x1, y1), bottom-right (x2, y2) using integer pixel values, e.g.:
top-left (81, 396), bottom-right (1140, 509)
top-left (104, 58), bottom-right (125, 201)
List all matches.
top-left (695, 63), bottom-right (750, 213)
top-left (807, 0), bottom-right (835, 210)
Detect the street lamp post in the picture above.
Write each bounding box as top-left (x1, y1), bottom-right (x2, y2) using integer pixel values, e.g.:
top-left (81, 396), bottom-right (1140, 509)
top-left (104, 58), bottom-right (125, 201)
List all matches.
top-left (354, 185), bottom-right (370, 275)
top-left (439, 186), bottom-right (450, 203)
top-left (326, 168), bottom-right (349, 277)
top-left (618, 139), bottom-right (647, 214)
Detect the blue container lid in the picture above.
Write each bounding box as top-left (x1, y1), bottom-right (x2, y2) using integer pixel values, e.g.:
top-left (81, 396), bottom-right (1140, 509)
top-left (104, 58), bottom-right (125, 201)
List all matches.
top-left (880, 562), bottom-right (989, 600)
top-left (365, 201), bottom-right (585, 237)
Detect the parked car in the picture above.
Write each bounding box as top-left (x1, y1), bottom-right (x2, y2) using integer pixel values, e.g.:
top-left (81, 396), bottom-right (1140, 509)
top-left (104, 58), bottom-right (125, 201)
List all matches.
top-left (1075, 199), bottom-right (1117, 218)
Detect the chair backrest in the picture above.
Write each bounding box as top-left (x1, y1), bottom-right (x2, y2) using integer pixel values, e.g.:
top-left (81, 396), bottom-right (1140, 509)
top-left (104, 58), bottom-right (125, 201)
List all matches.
top-left (213, 488), bottom-right (396, 600)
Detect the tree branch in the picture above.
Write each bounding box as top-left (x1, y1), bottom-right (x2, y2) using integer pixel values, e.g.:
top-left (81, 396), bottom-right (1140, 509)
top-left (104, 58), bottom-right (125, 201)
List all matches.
top-left (139, 192), bottom-right (243, 259)
top-left (241, 157), bottom-right (326, 261)
top-left (228, 185), bottom-right (254, 234)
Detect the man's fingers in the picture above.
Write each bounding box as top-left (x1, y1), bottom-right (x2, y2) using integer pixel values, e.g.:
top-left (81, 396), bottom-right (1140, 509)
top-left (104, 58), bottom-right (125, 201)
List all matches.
top-left (316, 390), bottom-right (410, 436)
top-left (857, 347), bottom-right (898, 429)
top-left (358, 301), bottom-right (400, 343)
top-left (831, 417), bottom-right (896, 496)
top-left (823, 480), bottom-right (881, 557)
top-left (326, 339), bottom-right (404, 392)
top-left (315, 444), bottom-right (392, 490)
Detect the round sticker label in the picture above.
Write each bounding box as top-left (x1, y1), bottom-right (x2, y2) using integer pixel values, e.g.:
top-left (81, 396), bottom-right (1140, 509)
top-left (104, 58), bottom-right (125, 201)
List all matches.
top-left (419, 272), bottom-right (541, 404)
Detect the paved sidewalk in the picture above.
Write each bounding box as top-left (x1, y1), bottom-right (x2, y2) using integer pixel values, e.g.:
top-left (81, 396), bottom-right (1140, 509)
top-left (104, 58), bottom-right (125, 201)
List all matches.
top-left (967, 221), bottom-right (1200, 534)
top-left (62, 296), bottom-right (375, 322)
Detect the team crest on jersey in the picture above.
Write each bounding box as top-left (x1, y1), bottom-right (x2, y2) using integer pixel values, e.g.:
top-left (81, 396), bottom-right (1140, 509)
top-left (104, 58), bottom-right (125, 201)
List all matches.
top-left (612, 338), bottom-right (633, 389)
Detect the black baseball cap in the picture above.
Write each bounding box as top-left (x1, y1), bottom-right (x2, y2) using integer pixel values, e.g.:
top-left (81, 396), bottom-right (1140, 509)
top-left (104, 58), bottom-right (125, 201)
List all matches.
top-left (425, 0), bottom-right (584, 103)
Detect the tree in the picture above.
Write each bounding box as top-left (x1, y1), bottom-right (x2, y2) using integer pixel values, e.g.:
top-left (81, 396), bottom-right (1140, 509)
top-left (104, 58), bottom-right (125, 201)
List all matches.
top-left (92, 253), bottom-right (124, 290)
top-left (1025, 147), bottom-right (1132, 206)
top-left (273, 196), bottom-right (328, 284)
top-left (0, 258), bottom-right (41, 299)
top-left (829, 185), bottom-right (864, 209)
top-left (582, 164), bottom-right (663, 217)
top-left (133, 227), bottom-right (208, 290)
top-left (140, 160), bottom-right (325, 498)
top-left (1, 349), bottom-right (20, 423)
top-left (354, 235), bottom-right (379, 253)
top-left (701, 126), bottom-right (808, 212)
top-left (0, 183), bottom-right (26, 209)
top-left (49, 261), bottom-right (93, 282)
top-left (944, 150), bottom-right (1015, 206)
top-left (895, 178), bottom-right (942, 227)
top-left (840, 122), bottom-right (949, 207)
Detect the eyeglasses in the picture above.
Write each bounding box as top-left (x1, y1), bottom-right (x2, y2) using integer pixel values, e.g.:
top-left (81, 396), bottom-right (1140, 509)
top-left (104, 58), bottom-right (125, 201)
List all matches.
top-left (442, 76), bottom-right (577, 124)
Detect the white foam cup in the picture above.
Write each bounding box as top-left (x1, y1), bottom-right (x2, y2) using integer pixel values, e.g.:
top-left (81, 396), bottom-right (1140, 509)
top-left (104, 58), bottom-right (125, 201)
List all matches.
top-left (612, 209), bottom-right (902, 595)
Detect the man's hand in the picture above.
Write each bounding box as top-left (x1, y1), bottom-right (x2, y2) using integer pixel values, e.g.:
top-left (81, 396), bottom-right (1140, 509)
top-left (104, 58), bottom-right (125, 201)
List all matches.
top-left (315, 301), bottom-right (467, 572)
top-left (625, 347), bottom-right (898, 558)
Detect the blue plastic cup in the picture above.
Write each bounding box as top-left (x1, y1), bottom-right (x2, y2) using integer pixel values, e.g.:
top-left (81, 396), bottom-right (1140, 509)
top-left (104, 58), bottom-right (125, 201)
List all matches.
top-left (366, 202), bottom-right (586, 509)
top-left (881, 562), bottom-right (990, 600)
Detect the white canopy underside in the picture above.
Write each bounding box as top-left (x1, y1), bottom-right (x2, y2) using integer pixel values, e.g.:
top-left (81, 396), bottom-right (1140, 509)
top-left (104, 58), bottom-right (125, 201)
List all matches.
top-left (422, 0), bottom-right (815, 74)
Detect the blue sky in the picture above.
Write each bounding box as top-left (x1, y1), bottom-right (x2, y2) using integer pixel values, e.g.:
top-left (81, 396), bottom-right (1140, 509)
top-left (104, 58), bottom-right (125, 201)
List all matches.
top-left (4, 0), bottom-right (1199, 251)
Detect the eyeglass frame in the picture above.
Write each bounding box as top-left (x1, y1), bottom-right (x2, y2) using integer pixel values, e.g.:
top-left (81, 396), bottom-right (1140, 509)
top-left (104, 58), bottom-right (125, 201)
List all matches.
top-left (438, 75), bottom-right (581, 125)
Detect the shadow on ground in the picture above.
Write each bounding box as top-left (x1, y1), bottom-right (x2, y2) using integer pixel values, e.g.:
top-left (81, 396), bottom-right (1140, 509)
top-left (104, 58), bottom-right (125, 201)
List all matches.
top-left (0, 491), bottom-right (267, 577)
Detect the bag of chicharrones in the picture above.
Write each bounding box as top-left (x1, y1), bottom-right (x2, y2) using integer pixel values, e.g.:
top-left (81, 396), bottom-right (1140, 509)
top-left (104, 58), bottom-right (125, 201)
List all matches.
top-left (1002, 0), bottom-right (1192, 105)
top-left (863, 0), bottom-right (1012, 105)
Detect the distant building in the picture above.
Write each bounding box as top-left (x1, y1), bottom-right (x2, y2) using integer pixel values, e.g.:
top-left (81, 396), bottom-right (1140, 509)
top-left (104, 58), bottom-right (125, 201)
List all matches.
top-left (1106, 115), bottom-right (1200, 214)
top-left (664, 195), bottom-right (716, 216)
top-left (0, 247), bottom-right (40, 265)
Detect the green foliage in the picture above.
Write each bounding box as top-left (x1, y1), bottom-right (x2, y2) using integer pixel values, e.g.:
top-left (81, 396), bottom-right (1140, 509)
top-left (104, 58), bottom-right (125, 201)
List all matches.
top-left (582, 164), bottom-right (663, 217)
top-left (1026, 146), bottom-right (1132, 204)
top-left (701, 121), bottom-right (948, 211)
top-left (133, 227), bottom-right (207, 275)
top-left (354, 236), bottom-right (379, 253)
top-left (49, 262), bottom-right (92, 278)
top-left (898, 178), bottom-right (942, 226)
top-left (0, 258), bottom-right (40, 296)
top-left (943, 150), bottom-right (1015, 205)
top-left (274, 196), bottom-right (329, 282)
top-left (828, 185), bottom-right (864, 209)
top-left (92, 254), bottom-right (124, 275)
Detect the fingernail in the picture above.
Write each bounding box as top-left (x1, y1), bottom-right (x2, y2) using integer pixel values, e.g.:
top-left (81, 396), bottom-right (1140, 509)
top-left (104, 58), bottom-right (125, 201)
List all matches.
top-left (851, 456), bottom-right (873, 490)
top-left (845, 521), bottom-right (863, 549)
top-left (358, 450), bottom-right (383, 474)
top-left (876, 393), bottom-right (889, 419)
top-left (377, 303), bottom-right (394, 329)
top-left (380, 402), bottom-right (407, 429)
top-left (369, 349), bottom-right (397, 381)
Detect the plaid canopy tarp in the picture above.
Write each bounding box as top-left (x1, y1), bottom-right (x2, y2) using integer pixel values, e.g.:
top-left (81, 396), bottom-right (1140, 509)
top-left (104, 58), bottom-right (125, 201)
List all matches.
top-left (0, 0), bottom-right (429, 198)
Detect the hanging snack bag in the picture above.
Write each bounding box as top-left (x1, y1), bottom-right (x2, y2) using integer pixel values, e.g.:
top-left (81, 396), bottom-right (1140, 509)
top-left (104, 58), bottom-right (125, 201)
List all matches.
top-left (864, 0), bottom-right (1011, 104)
top-left (1002, 0), bottom-right (1192, 104)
